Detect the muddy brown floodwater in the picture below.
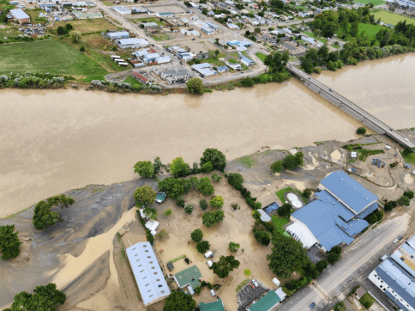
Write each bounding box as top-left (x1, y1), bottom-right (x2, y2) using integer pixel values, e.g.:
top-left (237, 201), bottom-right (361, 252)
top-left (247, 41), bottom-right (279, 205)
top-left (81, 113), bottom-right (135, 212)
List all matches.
top-left (0, 54), bottom-right (414, 218)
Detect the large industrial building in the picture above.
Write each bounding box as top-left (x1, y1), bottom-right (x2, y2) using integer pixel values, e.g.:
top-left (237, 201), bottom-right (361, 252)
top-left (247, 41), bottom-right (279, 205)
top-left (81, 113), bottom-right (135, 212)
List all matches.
top-left (368, 235), bottom-right (415, 311)
top-left (125, 242), bottom-right (170, 306)
top-left (287, 171), bottom-right (379, 252)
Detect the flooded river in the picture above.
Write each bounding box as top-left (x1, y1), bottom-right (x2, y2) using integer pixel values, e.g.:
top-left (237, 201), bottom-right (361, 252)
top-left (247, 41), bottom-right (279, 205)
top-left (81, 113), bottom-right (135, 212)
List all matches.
top-left (0, 54), bottom-right (414, 217)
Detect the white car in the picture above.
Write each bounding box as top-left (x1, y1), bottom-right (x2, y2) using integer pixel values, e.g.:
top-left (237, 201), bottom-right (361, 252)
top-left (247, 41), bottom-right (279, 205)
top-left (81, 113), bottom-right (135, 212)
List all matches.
top-left (394, 238), bottom-right (399, 244)
top-left (252, 279), bottom-right (258, 287)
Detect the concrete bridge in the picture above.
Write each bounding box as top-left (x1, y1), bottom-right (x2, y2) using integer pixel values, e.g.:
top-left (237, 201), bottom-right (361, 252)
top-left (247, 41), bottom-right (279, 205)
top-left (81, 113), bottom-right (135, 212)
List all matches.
top-left (286, 65), bottom-right (415, 149)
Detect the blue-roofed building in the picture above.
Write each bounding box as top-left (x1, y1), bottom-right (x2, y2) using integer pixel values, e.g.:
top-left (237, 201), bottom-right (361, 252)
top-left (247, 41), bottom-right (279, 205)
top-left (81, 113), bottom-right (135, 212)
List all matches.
top-left (264, 202), bottom-right (280, 215)
top-left (287, 171), bottom-right (378, 252)
top-left (10, 9), bottom-right (30, 24)
top-left (368, 235), bottom-right (415, 311)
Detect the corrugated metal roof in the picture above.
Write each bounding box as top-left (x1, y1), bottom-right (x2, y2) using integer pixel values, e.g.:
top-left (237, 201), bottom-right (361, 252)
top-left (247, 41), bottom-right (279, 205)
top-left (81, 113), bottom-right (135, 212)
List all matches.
top-left (119, 38), bottom-right (149, 45)
top-left (321, 171), bottom-right (378, 214)
top-left (264, 202), bottom-right (279, 215)
top-left (174, 265), bottom-right (202, 289)
top-left (407, 235), bottom-right (415, 250)
top-left (10, 9), bottom-right (29, 20)
top-left (200, 298), bottom-right (225, 311)
top-left (125, 242), bottom-right (170, 305)
top-left (257, 209), bottom-right (271, 222)
top-left (249, 291), bottom-right (280, 311)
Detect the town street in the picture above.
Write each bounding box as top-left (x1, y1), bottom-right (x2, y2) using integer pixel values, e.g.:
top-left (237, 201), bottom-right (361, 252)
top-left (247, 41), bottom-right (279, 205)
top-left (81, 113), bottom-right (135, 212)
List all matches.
top-left (276, 212), bottom-right (411, 311)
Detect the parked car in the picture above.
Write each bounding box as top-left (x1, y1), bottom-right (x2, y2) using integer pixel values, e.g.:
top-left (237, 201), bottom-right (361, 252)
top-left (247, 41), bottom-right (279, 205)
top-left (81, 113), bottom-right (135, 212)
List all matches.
top-left (394, 238), bottom-right (399, 244)
top-left (204, 251), bottom-right (213, 258)
top-left (249, 282), bottom-right (255, 289)
top-left (309, 302), bottom-right (315, 309)
top-left (252, 280), bottom-right (258, 287)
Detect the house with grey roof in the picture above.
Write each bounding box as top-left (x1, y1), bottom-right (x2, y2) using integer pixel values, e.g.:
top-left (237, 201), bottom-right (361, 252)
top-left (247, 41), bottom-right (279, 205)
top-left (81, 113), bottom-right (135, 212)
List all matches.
top-left (287, 171), bottom-right (378, 252)
top-left (368, 235), bottom-right (415, 311)
top-left (125, 242), bottom-right (170, 306)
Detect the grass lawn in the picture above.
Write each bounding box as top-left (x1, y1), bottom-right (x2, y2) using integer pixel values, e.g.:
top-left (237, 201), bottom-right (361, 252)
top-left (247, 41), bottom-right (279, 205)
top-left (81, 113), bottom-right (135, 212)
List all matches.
top-left (303, 31), bottom-right (328, 43)
top-left (358, 23), bottom-right (385, 40)
top-left (359, 293), bottom-right (375, 309)
top-left (276, 187), bottom-right (308, 204)
top-left (256, 52), bottom-right (267, 63)
top-left (271, 215), bottom-right (290, 234)
top-left (373, 10), bottom-right (415, 25)
top-left (133, 17), bottom-right (167, 26)
top-left (151, 33), bottom-right (170, 41)
top-left (0, 40), bottom-right (109, 78)
top-left (124, 76), bottom-right (143, 86)
top-left (237, 155), bottom-right (256, 168)
top-left (401, 151), bottom-right (415, 165)
top-left (354, 0), bottom-right (385, 5)
top-left (50, 19), bottom-right (117, 35)
top-left (83, 33), bottom-right (115, 50)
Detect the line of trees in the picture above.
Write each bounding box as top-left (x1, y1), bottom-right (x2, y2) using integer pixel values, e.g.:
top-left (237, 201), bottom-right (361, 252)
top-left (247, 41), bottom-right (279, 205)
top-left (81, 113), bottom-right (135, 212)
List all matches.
top-left (270, 151), bottom-right (304, 173)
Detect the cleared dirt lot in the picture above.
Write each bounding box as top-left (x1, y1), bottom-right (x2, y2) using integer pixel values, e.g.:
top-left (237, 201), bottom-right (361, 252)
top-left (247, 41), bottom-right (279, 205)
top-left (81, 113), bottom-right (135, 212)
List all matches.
top-left (153, 172), bottom-right (278, 311)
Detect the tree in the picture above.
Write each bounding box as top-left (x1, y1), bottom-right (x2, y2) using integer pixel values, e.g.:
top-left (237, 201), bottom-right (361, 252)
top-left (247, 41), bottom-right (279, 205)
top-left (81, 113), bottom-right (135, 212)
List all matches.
top-left (200, 148), bottom-right (227, 172)
top-left (316, 259), bottom-right (328, 273)
top-left (282, 154), bottom-right (298, 171)
top-left (184, 204), bottom-right (194, 214)
top-left (158, 177), bottom-right (185, 199)
top-left (143, 206), bottom-right (158, 220)
top-left (402, 147), bottom-right (415, 156)
top-left (398, 195), bottom-right (410, 206)
top-left (295, 151), bottom-right (304, 167)
top-left (176, 196), bottom-right (185, 208)
top-left (211, 173), bottom-right (223, 182)
top-left (201, 161), bottom-right (213, 173)
top-left (65, 23), bottom-right (73, 30)
top-left (303, 261), bottom-right (319, 279)
top-left (191, 229), bottom-right (203, 243)
top-left (33, 195), bottom-right (75, 230)
top-left (202, 210), bottom-right (225, 227)
top-left (133, 161), bottom-right (154, 178)
top-left (267, 233), bottom-right (309, 278)
top-left (5, 283), bottom-right (66, 311)
top-left (133, 186), bottom-right (157, 206)
top-left (212, 255), bottom-right (240, 278)
top-left (170, 157), bottom-right (189, 178)
top-left (210, 196), bottom-right (224, 209)
top-left (254, 231), bottom-right (270, 246)
top-left (227, 173), bottom-right (244, 190)
top-left (196, 240), bottom-right (211, 253)
top-left (330, 246), bottom-right (342, 255)
top-left (70, 31), bottom-right (81, 43)
top-left (365, 209), bottom-right (383, 224)
top-left (252, 210), bottom-right (261, 220)
top-left (57, 26), bottom-right (67, 35)
top-left (199, 199), bottom-right (208, 210)
top-left (356, 127), bottom-right (366, 135)
top-left (327, 252), bottom-right (340, 264)
top-left (197, 177), bottom-right (215, 196)
top-left (264, 50), bottom-right (290, 73)
top-left (186, 78), bottom-right (205, 95)
top-left (153, 156), bottom-right (163, 174)
top-left (384, 200), bottom-right (397, 212)
top-left (278, 203), bottom-right (292, 217)
top-left (0, 225), bottom-right (22, 260)
top-left (303, 188), bottom-right (313, 198)
top-left (403, 191), bottom-right (414, 199)
top-left (80, 46), bottom-right (85, 52)
top-left (229, 242), bottom-right (240, 252)
top-left (240, 77), bottom-right (255, 87)
top-left (163, 208), bottom-right (172, 218)
top-left (270, 160), bottom-right (283, 173)
top-left (214, 49), bottom-right (220, 57)
top-left (163, 290), bottom-right (196, 311)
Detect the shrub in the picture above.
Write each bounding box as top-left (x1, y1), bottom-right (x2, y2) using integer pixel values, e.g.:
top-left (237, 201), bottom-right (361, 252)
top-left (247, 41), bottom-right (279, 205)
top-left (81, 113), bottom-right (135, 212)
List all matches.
top-left (196, 240), bottom-right (211, 253)
top-left (327, 252), bottom-right (340, 264)
top-left (211, 173), bottom-right (223, 182)
top-left (227, 173), bottom-right (244, 190)
top-left (194, 286), bottom-right (201, 294)
top-left (240, 77), bottom-right (255, 87)
top-left (316, 259), bottom-right (327, 273)
top-left (253, 202), bottom-right (261, 210)
top-left (199, 199), bottom-right (208, 210)
top-left (191, 229), bottom-right (203, 242)
top-left (356, 127), bottom-right (366, 135)
top-left (197, 177), bottom-right (215, 196)
top-left (364, 209), bottom-right (383, 224)
top-left (303, 188), bottom-right (313, 198)
top-left (210, 196), bottom-right (224, 209)
top-left (146, 230), bottom-right (154, 244)
top-left (270, 160), bottom-right (283, 173)
top-left (403, 191), bottom-right (414, 199)
top-left (133, 161), bottom-right (154, 177)
top-left (398, 195), bottom-right (410, 206)
top-left (184, 204), bottom-right (194, 214)
top-left (330, 246), bottom-right (342, 255)
top-left (201, 161), bottom-right (213, 173)
top-left (231, 202), bottom-right (239, 210)
top-left (187, 78), bottom-right (205, 94)
top-left (384, 200), bottom-right (397, 212)
top-left (80, 46), bottom-right (85, 52)
top-left (254, 231), bottom-right (270, 246)
top-left (229, 242), bottom-right (240, 252)
top-left (202, 210), bottom-right (225, 227)
top-left (176, 196), bottom-right (185, 208)
top-left (252, 210), bottom-right (261, 220)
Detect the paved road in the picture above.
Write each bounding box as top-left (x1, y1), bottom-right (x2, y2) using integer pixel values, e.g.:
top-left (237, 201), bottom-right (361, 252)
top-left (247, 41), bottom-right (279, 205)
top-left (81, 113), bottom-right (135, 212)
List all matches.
top-left (286, 65), bottom-right (415, 149)
top-left (277, 213), bottom-right (410, 311)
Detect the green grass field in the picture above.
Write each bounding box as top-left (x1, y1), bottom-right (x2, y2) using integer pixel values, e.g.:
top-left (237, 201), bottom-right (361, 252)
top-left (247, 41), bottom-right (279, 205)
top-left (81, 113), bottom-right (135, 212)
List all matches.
top-left (373, 10), bottom-right (415, 25)
top-left (401, 151), bottom-right (415, 165)
top-left (271, 215), bottom-right (290, 233)
top-left (124, 76), bottom-right (143, 86)
top-left (354, 0), bottom-right (385, 5)
top-left (359, 293), bottom-right (375, 309)
top-left (276, 187), bottom-right (308, 204)
top-left (0, 40), bottom-right (109, 77)
top-left (358, 23), bottom-right (385, 40)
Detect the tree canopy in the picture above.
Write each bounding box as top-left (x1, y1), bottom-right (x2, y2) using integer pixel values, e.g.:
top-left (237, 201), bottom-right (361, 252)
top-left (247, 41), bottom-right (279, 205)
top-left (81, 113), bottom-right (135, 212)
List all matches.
top-left (202, 210), bottom-right (225, 227)
top-left (201, 161), bottom-right (213, 173)
top-left (0, 225), bottom-right (22, 260)
top-left (356, 127), bottom-right (366, 135)
top-left (170, 157), bottom-right (190, 178)
top-left (186, 78), bottom-right (205, 95)
top-left (33, 195), bottom-right (75, 230)
top-left (133, 161), bottom-right (154, 178)
top-left (277, 203), bottom-right (292, 218)
top-left (163, 290), bottom-right (196, 311)
top-left (270, 160), bottom-right (283, 173)
top-left (210, 196), bottom-right (224, 209)
top-left (133, 186), bottom-right (157, 207)
top-left (197, 177), bottom-right (215, 196)
top-left (191, 229), bottom-right (203, 243)
top-left (267, 233), bottom-right (309, 278)
top-left (229, 242), bottom-right (240, 252)
top-left (264, 50), bottom-right (290, 73)
top-left (158, 177), bottom-right (186, 199)
top-left (200, 148), bottom-right (227, 172)
top-left (212, 255), bottom-right (240, 278)
top-left (184, 204), bottom-right (194, 214)
top-left (227, 173), bottom-right (244, 190)
top-left (4, 283), bottom-right (66, 311)
top-left (196, 240), bottom-right (211, 253)
top-left (199, 199), bottom-right (208, 210)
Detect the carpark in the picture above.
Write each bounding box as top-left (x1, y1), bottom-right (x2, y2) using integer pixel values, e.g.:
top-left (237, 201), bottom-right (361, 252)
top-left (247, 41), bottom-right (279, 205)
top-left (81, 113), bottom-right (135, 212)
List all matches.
top-left (237, 279), bottom-right (268, 310)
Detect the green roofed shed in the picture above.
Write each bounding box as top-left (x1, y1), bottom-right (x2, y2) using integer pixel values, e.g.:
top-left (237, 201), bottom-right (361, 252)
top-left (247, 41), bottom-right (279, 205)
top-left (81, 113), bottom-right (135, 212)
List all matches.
top-left (249, 291), bottom-right (281, 311)
top-left (200, 298), bottom-right (225, 311)
top-left (174, 265), bottom-right (202, 289)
